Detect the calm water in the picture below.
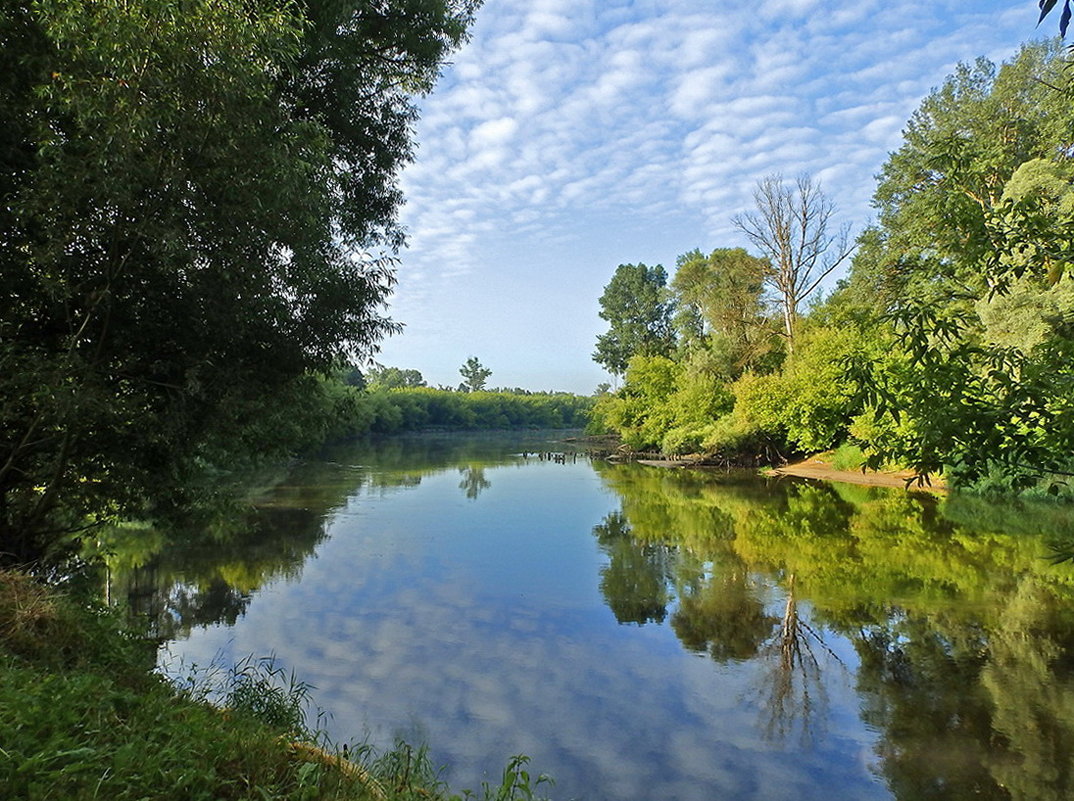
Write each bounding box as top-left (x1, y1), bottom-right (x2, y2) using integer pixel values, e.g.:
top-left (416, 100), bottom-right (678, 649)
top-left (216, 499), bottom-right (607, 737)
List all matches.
top-left (106, 432), bottom-right (1074, 801)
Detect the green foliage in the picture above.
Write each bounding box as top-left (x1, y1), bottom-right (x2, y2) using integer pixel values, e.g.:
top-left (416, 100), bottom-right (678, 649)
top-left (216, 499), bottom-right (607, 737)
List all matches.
top-left (728, 372), bottom-right (788, 440)
top-left (868, 42), bottom-right (1070, 288)
top-left (593, 318), bottom-right (867, 460)
top-left (852, 271), bottom-right (1074, 493)
top-left (697, 410), bottom-right (767, 457)
top-left (224, 658), bottom-right (312, 737)
top-left (977, 274), bottom-right (1074, 353)
top-left (593, 263), bottom-right (676, 375)
top-left (670, 247), bottom-right (777, 376)
top-left (0, 570), bottom-right (152, 675)
top-left (368, 365), bottom-right (427, 390)
top-left (360, 387), bottom-right (593, 433)
top-left (983, 157), bottom-right (1074, 290)
top-left (730, 324), bottom-right (871, 454)
top-left (828, 443), bottom-right (866, 472)
top-left (832, 40), bottom-right (1074, 493)
top-left (459, 357), bottom-right (493, 392)
top-left (339, 364), bottom-right (368, 389)
top-left (468, 755), bottom-right (554, 801)
top-left (0, 0), bottom-right (477, 559)
top-left (589, 354), bottom-right (734, 453)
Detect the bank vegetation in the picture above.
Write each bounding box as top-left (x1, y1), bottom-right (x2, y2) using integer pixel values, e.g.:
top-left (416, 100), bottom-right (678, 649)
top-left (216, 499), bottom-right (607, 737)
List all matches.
top-left (590, 41), bottom-right (1074, 500)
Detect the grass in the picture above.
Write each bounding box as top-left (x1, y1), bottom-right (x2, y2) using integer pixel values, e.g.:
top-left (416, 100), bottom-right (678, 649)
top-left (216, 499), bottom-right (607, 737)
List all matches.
top-left (827, 444), bottom-right (866, 472)
top-left (0, 570), bottom-right (553, 801)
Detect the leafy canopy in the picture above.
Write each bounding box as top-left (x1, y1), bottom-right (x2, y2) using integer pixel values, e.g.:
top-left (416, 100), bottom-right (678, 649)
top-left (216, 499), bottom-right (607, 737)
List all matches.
top-left (0, 0), bottom-right (479, 559)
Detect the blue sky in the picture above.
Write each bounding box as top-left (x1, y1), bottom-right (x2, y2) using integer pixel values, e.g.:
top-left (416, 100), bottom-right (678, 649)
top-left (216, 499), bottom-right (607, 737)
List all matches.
top-left (372, 0), bottom-right (1049, 394)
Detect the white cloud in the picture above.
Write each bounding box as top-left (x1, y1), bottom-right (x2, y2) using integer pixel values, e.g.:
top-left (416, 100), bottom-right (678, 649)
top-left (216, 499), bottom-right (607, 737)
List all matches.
top-left (670, 64), bottom-right (736, 118)
top-left (761, 0), bottom-right (822, 16)
top-left (473, 114), bottom-right (520, 145)
top-left (378, 0), bottom-right (1047, 391)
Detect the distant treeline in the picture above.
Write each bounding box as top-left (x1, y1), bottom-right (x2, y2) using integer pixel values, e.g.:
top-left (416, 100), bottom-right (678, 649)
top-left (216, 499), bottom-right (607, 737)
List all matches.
top-left (323, 384), bottom-right (594, 437)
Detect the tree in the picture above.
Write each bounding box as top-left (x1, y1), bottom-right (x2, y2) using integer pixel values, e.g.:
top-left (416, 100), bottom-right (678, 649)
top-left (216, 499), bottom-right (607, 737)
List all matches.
top-left (366, 364), bottom-right (426, 389)
top-left (458, 357), bottom-right (492, 392)
top-left (842, 42), bottom-right (1074, 491)
top-left (732, 175), bottom-right (853, 349)
top-left (671, 247), bottom-right (777, 376)
top-left (593, 263), bottom-right (676, 375)
top-left (340, 365), bottom-right (367, 388)
top-left (0, 0), bottom-right (478, 560)
top-left (866, 44), bottom-right (1067, 295)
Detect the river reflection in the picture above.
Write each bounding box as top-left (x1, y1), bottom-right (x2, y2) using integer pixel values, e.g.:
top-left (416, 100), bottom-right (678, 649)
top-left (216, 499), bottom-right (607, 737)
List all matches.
top-left (95, 433), bottom-right (1074, 801)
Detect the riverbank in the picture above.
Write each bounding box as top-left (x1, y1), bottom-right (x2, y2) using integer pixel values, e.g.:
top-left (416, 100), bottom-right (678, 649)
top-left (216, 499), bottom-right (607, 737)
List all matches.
top-left (768, 455), bottom-right (946, 493)
top-left (0, 570), bottom-right (549, 801)
top-left (632, 450), bottom-right (946, 493)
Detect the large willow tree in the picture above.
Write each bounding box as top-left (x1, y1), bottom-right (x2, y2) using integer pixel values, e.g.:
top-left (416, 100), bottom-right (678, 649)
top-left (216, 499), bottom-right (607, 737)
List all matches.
top-left (0, 0), bottom-right (479, 560)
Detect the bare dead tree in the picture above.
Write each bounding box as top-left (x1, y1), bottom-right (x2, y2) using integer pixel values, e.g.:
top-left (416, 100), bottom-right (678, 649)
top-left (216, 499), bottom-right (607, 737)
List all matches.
top-left (732, 174), bottom-right (854, 350)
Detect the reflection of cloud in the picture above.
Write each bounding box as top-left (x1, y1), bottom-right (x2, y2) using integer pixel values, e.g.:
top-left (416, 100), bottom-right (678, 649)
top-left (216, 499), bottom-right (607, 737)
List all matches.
top-left (166, 462), bottom-right (884, 801)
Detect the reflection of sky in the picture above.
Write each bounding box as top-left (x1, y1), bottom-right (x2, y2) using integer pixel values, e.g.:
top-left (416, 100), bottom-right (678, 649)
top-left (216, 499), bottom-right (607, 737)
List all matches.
top-left (163, 458), bottom-right (887, 801)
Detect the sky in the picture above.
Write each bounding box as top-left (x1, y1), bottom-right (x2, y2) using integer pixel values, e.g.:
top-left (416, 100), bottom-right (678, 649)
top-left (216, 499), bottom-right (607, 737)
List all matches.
top-left (372, 0), bottom-right (1051, 394)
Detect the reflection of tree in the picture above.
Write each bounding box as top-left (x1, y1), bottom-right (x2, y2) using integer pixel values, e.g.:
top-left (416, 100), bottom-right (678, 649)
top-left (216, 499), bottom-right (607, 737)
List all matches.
top-left (754, 575), bottom-right (841, 745)
top-left (458, 465), bottom-right (491, 500)
top-left (125, 572), bottom-right (251, 635)
top-left (98, 433), bottom-right (1074, 801)
top-left (595, 456), bottom-right (1074, 798)
top-left (671, 558), bottom-right (776, 662)
top-left (851, 581), bottom-right (1074, 801)
top-left (320, 430), bottom-right (584, 475)
top-left (855, 611), bottom-right (1001, 800)
top-left (100, 505), bottom-right (328, 640)
top-left (983, 580), bottom-right (1074, 801)
top-left (99, 432), bottom-right (576, 640)
top-left (593, 511), bottom-right (676, 625)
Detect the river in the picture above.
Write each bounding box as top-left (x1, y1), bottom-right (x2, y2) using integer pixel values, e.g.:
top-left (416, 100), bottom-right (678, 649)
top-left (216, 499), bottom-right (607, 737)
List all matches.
top-left (101, 431), bottom-right (1074, 801)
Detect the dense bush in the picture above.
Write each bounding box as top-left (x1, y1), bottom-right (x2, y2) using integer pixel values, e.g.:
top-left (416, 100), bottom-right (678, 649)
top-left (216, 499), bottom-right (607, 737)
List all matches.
top-left (730, 325), bottom-right (869, 454)
top-left (589, 354), bottom-right (734, 454)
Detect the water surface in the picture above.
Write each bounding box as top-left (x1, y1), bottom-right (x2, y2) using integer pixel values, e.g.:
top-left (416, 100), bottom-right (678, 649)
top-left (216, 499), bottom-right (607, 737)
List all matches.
top-left (106, 432), bottom-right (1074, 801)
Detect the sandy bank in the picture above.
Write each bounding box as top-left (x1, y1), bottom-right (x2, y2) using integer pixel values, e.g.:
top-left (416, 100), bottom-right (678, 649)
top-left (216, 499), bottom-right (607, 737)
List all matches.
top-left (634, 454), bottom-right (945, 493)
top-left (769, 456), bottom-right (946, 493)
